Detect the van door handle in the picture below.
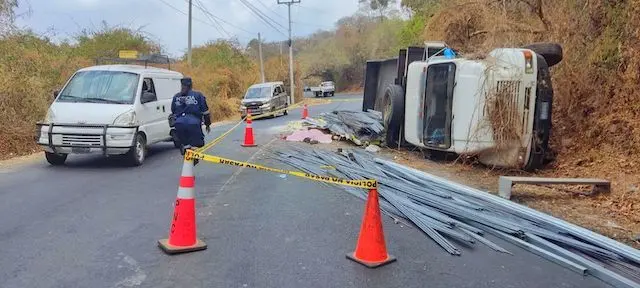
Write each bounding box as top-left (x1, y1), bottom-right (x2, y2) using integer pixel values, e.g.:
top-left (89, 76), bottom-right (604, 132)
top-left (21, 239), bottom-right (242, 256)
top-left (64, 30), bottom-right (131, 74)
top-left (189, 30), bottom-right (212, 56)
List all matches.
top-left (162, 106), bottom-right (166, 112)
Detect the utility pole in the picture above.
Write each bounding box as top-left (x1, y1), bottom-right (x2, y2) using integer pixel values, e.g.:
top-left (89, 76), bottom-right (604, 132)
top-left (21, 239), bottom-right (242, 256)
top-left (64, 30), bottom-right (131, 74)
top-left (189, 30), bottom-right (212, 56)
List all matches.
top-left (278, 0), bottom-right (300, 105)
top-left (258, 33), bottom-right (265, 83)
top-left (187, 0), bottom-right (193, 66)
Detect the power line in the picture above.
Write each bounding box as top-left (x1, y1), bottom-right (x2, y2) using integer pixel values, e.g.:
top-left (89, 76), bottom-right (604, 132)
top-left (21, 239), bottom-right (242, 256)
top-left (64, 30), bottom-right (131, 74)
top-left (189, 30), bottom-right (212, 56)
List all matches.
top-left (252, 0), bottom-right (287, 21)
top-left (193, 0), bottom-right (231, 38)
top-left (157, 0), bottom-right (223, 30)
top-left (237, 0), bottom-right (287, 36)
top-left (190, 0), bottom-right (257, 36)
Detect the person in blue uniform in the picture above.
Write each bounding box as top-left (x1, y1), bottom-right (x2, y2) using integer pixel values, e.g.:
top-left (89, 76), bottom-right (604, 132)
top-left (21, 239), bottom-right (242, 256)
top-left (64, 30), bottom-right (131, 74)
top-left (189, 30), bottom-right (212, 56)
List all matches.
top-left (171, 77), bottom-right (211, 155)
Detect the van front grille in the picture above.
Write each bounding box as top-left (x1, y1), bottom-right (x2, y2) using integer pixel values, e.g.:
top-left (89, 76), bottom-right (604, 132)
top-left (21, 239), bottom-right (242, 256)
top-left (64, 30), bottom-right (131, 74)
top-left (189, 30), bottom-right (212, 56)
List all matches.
top-left (62, 134), bottom-right (102, 146)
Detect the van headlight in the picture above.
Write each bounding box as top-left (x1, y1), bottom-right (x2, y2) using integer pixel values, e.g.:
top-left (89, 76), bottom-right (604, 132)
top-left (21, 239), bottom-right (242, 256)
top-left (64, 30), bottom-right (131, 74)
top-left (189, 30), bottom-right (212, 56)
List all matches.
top-left (113, 110), bottom-right (137, 126)
top-left (44, 109), bottom-right (55, 124)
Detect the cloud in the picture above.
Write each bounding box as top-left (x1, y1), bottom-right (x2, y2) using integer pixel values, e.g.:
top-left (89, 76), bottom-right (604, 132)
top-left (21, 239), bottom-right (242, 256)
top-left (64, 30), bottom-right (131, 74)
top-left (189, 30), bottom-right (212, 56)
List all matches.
top-left (14, 0), bottom-right (360, 56)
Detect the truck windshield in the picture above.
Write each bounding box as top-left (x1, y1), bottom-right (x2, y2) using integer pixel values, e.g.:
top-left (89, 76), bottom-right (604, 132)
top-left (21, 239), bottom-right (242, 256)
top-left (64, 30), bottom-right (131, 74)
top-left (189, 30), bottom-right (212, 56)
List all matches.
top-left (423, 63), bottom-right (456, 149)
top-left (57, 71), bottom-right (139, 104)
top-left (244, 87), bottom-right (271, 99)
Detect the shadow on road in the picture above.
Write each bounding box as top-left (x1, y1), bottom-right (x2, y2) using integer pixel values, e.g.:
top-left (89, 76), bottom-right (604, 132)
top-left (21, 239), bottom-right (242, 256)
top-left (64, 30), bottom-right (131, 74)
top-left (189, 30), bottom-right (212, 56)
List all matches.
top-left (50, 143), bottom-right (177, 169)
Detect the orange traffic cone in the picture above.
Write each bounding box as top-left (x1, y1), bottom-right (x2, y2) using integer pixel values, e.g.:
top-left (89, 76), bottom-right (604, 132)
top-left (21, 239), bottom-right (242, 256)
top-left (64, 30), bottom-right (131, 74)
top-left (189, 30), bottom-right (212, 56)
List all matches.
top-left (158, 154), bottom-right (207, 254)
top-left (301, 104), bottom-right (309, 119)
top-left (241, 112), bottom-right (257, 147)
top-left (347, 188), bottom-right (396, 268)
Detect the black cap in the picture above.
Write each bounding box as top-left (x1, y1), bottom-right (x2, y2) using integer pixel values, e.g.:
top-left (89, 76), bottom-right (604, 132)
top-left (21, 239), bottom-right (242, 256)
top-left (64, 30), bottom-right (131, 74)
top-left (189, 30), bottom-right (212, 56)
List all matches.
top-left (181, 77), bottom-right (193, 86)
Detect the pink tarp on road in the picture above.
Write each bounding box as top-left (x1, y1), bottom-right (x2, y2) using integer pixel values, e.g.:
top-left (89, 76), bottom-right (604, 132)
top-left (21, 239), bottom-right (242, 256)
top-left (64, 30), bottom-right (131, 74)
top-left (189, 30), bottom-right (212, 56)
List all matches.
top-left (285, 129), bottom-right (333, 144)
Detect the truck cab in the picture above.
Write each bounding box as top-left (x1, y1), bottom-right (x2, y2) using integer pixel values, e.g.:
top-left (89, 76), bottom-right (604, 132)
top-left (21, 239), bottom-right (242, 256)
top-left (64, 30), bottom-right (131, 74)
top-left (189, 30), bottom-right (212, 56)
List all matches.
top-left (363, 42), bottom-right (561, 171)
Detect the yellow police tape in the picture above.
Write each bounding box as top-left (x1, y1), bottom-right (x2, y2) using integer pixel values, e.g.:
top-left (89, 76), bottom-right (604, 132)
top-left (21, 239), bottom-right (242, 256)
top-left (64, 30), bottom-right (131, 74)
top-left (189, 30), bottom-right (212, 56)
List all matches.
top-left (196, 102), bottom-right (302, 152)
top-left (185, 150), bottom-right (377, 189)
top-left (195, 97), bottom-right (361, 153)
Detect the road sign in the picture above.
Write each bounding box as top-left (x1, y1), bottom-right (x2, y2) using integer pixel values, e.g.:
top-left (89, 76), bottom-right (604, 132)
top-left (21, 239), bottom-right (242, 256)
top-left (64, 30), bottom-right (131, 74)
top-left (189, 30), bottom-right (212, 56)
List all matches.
top-left (118, 50), bottom-right (138, 59)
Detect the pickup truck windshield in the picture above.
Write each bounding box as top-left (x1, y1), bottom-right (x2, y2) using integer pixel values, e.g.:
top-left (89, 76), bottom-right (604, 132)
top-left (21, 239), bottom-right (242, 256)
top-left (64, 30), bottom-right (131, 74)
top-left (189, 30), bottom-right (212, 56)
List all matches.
top-left (244, 87), bottom-right (271, 99)
top-left (57, 71), bottom-right (140, 104)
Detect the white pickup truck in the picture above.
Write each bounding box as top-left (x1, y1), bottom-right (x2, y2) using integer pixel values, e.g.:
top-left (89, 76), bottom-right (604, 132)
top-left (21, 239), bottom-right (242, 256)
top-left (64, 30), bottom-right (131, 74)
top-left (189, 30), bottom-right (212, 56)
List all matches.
top-left (310, 81), bottom-right (335, 97)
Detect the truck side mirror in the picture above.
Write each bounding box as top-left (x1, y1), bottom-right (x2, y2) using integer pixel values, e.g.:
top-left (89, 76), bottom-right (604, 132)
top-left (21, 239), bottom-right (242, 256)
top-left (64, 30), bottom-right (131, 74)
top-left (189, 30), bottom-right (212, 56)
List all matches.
top-left (53, 90), bottom-right (59, 99)
top-left (141, 91), bottom-right (157, 104)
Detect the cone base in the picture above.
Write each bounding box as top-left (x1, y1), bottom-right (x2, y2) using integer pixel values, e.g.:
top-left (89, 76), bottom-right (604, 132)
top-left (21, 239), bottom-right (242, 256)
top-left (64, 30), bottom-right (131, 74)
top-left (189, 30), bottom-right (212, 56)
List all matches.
top-left (158, 239), bottom-right (207, 255)
top-left (241, 143), bottom-right (257, 147)
top-left (346, 252), bottom-right (396, 268)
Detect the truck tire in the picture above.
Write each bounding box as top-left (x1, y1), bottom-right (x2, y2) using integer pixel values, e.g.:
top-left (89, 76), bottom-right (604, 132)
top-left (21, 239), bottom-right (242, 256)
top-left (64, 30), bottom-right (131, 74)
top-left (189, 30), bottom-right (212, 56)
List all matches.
top-left (45, 152), bottom-right (67, 166)
top-left (523, 42), bottom-right (563, 67)
top-left (382, 84), bottom-right (405, 147)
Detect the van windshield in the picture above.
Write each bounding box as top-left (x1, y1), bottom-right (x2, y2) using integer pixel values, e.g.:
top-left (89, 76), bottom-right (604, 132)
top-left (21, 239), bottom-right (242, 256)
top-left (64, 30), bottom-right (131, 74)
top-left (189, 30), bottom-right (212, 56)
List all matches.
top-left (57, 71), bottom-right (140, 104)
top-left (244, 87), bottom-right (271, 99)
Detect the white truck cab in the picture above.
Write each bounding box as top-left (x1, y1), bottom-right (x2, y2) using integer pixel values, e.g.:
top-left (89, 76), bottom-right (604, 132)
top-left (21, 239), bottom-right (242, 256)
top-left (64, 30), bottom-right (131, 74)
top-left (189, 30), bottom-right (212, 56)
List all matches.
top-left (36, 64), bottom-right (184, 166)
top-left (363, 42), bottom-right (562, 170)
top-left (404, 49), bottom-right (540, 168)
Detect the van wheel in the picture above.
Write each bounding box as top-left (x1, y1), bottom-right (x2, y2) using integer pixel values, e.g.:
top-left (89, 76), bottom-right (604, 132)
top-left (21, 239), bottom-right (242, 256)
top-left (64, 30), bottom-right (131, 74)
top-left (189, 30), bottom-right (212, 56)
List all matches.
top-left (126, 133), bottom-right (146, 166)
top-left (382, 84), bottom-right (405, 147)
top-left (45, 152), bottom-right (67, 166)
top-left (170, 130), bottom-right (181, 149)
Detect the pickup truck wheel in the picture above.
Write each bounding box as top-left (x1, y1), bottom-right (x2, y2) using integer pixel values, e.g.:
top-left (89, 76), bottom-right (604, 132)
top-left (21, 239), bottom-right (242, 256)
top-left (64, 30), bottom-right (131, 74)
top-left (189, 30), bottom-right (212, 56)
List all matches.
top-left (523, 42), bottom-right (563, 67)
top-left (382, 84), bottom-right (405, 147)
top-left (126, 133), bottom-right (146, 166)
top-left (45, 152), bottom-right (67, 166)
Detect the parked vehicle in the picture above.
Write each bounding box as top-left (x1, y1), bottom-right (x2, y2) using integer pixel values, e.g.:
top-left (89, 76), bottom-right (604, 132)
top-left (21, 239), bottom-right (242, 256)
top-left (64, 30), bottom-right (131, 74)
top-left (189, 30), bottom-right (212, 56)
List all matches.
top-left (314, 81), bottom-right (335, 97)
top-left (363, 41), bottom-right (563, 171)
top-left (36, 64), bottom-right (183, 166)
top-left (240, 81), bottom-right (289, 119)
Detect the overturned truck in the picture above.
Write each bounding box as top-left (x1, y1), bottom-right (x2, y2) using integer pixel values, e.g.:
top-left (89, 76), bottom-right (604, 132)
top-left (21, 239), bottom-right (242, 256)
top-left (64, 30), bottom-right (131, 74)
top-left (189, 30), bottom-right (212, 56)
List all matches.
top-left (363, 41), bottom-right (563, 171)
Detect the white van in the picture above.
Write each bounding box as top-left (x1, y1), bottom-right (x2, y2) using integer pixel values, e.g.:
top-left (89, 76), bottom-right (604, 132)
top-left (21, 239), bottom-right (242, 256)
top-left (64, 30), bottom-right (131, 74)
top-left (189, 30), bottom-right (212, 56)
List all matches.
top-left (36, 65), bottom-right (183, 166)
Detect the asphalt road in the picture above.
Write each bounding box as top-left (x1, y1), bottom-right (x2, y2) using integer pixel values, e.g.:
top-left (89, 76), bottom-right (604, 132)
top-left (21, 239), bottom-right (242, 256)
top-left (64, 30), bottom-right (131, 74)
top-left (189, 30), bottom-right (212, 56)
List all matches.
top-left (0, 93), bottom-right (611, 288)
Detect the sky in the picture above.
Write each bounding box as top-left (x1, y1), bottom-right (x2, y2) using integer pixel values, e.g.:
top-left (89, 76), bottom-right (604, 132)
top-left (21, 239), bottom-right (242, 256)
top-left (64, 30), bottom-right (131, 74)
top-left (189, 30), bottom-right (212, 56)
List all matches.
top-left (14, 0), bottom-right (361, 57)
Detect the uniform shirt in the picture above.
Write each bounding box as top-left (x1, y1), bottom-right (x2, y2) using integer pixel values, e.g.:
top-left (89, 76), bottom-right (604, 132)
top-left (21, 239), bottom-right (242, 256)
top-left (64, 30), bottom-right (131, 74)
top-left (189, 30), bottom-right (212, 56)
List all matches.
top-left (171, 90), bottom-right (210, 125)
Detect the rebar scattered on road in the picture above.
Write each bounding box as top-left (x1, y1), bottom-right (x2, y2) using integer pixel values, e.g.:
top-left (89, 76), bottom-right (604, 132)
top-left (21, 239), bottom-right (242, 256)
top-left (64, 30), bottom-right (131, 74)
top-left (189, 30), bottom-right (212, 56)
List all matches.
top-left (272, 145), bottom-right (640, 288)
top-left (302, 110), bottom-right (384, 145)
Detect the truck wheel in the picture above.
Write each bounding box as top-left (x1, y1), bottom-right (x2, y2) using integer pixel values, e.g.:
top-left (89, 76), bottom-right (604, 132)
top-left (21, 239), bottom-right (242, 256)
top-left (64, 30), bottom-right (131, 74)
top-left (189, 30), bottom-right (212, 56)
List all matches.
top-left (126, 133), bottom-right (146, 166)
top-left (45, 152), bottom-right (67, 166)
top-left (523, 42), bottom-right (563, 67)
top-left (382, 84), bottom-right (405, 147)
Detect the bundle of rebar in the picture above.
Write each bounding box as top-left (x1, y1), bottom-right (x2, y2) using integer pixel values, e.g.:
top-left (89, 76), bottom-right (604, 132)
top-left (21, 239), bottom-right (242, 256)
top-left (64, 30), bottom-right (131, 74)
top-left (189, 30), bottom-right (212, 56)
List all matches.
top-left (272, 146), bottom-right (640, 288)
top-left (303, 110), bottom-right (384, 144)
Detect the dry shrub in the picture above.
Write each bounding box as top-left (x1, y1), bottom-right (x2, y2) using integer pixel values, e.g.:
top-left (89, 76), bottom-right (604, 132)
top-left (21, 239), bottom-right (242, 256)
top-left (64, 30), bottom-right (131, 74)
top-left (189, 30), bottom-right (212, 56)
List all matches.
top-left (263, 56), bottom-right (304, 102)
top-left (0, 34), bottom-right (89, 159)
top-left (485, 85), bottom-right (522, 149)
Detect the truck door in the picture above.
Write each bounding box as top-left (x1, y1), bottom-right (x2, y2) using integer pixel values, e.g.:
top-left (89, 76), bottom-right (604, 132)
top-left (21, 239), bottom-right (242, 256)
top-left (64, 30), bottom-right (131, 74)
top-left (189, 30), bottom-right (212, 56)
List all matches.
top-left (423, 63), bottom-right (456, 149)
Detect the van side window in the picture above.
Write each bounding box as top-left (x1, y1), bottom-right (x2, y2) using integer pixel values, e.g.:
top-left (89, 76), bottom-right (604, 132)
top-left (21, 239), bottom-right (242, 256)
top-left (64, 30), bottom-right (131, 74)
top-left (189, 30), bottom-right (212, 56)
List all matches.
top-left (142, 78), bottom-right (156, 95)
top-left (278, 85), bottom-right (285, 94)
top-left (275, 86), bottom-right (282, 94)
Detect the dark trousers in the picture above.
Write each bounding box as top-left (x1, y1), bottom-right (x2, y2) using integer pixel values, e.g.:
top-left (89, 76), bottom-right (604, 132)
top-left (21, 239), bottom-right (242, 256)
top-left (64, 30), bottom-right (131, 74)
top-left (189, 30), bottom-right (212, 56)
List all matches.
top-left (175, 123), bottom-right (204, 151)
